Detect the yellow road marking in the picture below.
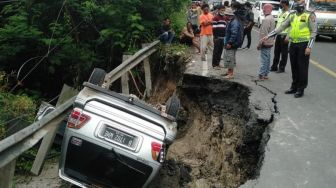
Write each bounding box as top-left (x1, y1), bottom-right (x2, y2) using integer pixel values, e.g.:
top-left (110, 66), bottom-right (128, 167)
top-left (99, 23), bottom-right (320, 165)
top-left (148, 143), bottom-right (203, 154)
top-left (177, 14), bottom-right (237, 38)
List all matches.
top-left (310, 59), bottom-right (336, 78)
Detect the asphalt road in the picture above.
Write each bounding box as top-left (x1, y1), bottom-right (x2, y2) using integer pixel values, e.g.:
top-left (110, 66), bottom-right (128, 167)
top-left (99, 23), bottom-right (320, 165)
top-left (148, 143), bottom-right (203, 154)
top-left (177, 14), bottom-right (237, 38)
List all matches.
top-left (240, 29), bottom-right (336, 188)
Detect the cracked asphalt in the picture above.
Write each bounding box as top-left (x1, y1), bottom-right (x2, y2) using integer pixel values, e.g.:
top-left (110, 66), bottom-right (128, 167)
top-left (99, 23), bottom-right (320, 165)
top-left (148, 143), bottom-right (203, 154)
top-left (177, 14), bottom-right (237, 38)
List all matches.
top-left (187, 30), bottom-right (336, 188)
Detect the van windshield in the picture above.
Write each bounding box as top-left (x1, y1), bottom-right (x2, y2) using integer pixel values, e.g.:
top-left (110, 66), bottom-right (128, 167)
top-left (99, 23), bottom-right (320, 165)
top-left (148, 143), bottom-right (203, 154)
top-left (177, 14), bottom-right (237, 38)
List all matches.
top-left (310, 0), bottom-right (336, 11)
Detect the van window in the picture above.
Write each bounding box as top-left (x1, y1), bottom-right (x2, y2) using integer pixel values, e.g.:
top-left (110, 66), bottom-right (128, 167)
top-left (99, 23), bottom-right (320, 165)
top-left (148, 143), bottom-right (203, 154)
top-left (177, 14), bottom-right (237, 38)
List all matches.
top-left (310, 0), bottom-right (336, 11)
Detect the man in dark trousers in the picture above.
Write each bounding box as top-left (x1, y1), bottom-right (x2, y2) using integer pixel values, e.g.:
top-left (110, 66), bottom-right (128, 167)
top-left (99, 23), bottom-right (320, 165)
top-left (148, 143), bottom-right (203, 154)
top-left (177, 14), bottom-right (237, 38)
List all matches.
top-left (212, 5), bottom-right (227, 69)
top-left (270, 0), bottom-right (290, 73)
top-left (158, 18), bottom-right (175, 44)
top-left (263, 0), bottom-right (317, 98)
top-left (242, 2), bottom-right (254, 49)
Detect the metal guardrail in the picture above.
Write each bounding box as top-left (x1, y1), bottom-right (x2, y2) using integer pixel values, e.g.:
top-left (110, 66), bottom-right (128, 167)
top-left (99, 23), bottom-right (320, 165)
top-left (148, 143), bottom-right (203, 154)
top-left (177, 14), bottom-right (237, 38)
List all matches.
top-left (103, 40), bottom-right (160, 89)
top-left (0, 97), bottom-right (74, 167)
top-left (0, 40), bottom-right (161, 188)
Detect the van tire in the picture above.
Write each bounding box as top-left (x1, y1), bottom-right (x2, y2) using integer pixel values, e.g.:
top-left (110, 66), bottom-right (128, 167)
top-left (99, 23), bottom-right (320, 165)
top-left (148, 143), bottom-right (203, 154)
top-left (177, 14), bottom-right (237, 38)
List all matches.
top-left (166, 95), bottom-right (180, 119)
top-left (88, 68), bottom-right (106, 86)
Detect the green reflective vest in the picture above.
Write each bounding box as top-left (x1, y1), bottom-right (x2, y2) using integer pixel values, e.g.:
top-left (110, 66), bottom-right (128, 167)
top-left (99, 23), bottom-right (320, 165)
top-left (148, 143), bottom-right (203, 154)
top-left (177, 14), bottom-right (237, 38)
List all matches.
top-left (289, 12), bottom-right (311, 43)
top-left (277, 10), bottom-right (289, 34)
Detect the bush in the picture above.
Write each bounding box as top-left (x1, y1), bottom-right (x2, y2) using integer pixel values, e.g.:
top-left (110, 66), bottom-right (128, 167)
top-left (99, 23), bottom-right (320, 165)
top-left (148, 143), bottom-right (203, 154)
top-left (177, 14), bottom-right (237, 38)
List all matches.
top-left (0, 91), bottom-right (36, 139)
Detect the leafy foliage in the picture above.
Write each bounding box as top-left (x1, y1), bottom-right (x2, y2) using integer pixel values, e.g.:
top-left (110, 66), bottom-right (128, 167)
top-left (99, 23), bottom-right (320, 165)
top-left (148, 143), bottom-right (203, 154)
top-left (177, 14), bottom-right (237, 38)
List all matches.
top-left (0, 92), bottom-right (36, 139)
top-left (0, 0), bottom-right (188, 97)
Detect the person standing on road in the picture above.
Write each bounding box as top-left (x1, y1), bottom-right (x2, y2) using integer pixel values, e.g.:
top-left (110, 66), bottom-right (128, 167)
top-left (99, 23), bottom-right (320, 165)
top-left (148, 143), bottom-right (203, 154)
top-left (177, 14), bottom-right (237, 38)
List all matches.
top-left (187, 3), bottom-right (201, 34)
top-left (223, 7), bottom-right (244, 79)
top-left (241, 2), bottom-right (254, 49)
top-left (199, 4), bottom-right (214, 61)
top-left (263, 0), bottom-right (317, 98)
top-left (270, 0), bottom-right (290, 73)
top-left (212, 5), bottom-right (228, 69)
top-left (257, 4), bottom-right (276, 80)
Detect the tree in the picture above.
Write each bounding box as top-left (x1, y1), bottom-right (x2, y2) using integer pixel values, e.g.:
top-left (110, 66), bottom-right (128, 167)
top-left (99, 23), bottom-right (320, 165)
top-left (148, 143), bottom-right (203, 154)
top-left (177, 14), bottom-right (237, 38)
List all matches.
top-left (0, 0), bottom-right (188, 98)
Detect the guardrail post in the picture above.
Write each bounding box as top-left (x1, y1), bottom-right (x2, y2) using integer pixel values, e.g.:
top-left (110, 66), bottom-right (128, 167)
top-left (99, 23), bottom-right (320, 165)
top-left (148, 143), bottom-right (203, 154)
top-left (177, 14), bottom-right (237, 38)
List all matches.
top-left (142, 43), bottom-right (152, 97)
top-left (0, 158), bottom-right (16, 188)
top-left (31, 86), bottom-right (76, 175)
top-left (143, 57), bottom-right (152, 97)
top-left (103, 41), bottom-right (159, 88)
top-left (121, 55), bottom-right (132, 94)
top-left (30, 114), bottom-right (66, 175)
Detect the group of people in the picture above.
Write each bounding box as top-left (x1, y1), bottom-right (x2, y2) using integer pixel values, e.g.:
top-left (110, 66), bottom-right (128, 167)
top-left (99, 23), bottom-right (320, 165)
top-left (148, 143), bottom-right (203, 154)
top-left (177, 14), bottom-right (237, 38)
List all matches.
top-left (181, 1), bottom-right (247, 79)
top-left (159, 0), bottom-right (317, 98)
top-left (262, 0), bottom-right (317, 98)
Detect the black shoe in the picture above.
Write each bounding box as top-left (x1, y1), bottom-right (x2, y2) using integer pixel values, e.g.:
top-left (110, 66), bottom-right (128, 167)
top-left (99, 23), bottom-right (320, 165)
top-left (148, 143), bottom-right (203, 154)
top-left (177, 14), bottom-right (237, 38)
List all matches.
top-left (294, 90), bottom-right (304, 98)
top-left (270, 67), bottom-right (278, 72)
top-left (285, 88), bottom-right (297, 94)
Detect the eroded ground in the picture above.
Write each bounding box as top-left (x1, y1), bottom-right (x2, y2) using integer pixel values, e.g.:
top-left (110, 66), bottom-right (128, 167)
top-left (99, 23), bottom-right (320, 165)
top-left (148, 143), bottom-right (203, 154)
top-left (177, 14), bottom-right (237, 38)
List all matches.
top-left (150, 73), bottom-right (271, 188)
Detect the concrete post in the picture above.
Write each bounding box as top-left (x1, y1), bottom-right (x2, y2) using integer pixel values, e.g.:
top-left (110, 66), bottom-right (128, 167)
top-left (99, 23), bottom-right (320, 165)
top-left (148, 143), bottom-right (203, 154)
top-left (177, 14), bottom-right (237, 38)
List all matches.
top-left (0, 159), bottom-right (16, 188)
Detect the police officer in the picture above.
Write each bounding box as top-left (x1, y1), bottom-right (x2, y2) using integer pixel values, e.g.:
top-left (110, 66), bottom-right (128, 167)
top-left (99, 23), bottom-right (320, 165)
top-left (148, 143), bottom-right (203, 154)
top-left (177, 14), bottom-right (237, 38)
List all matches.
top-left (270, 0), bottom-right (290, 73)
top-left (263, 0), bottom-right (317, 98)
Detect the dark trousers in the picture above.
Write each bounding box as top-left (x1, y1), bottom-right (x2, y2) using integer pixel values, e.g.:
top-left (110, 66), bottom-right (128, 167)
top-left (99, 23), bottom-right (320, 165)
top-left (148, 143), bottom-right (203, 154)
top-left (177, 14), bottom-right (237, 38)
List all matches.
top-left (243, 27), bottom-right (252, 48)
top-left (272, 35), bottom-right (289, 71)
top-left (212, 37), bottom-right (224, 67)
top-left (289, 42), bottom-right (310, 91)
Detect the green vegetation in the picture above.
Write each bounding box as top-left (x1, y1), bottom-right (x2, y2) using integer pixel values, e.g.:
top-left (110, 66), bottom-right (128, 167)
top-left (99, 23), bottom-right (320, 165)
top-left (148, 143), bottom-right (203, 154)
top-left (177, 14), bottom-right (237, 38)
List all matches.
top-left (0, 76), bottom-right (36, 139)
top-left (0, 0), bottom-right (189, 97)
top-left (0, 0), bottom-right (191, 174)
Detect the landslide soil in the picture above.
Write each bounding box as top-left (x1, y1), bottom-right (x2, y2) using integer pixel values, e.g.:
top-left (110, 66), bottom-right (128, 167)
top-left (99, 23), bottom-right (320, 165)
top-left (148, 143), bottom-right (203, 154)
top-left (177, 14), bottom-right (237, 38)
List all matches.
top-left (149, 72), bottom-right (265, 188)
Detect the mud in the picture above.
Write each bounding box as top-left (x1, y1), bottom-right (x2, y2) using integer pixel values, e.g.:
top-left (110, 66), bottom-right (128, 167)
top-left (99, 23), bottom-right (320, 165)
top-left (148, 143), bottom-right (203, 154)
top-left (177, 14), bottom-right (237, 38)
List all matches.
top-left (150, 73), bottom-right (272, 188)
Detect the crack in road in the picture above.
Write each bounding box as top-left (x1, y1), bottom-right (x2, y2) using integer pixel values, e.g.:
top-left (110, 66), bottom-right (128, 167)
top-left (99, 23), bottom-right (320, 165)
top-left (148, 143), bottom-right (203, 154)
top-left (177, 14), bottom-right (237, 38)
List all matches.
top-left (254, 80), bottom-right (279, 116)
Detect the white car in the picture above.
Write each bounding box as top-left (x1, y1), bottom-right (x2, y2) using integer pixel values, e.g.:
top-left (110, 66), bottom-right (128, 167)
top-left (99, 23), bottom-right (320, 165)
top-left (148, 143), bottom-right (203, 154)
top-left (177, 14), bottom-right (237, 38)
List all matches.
top-left (253, 0), bottom-right (281, 27)
top-left (58, 69), bottom-right (179, 188)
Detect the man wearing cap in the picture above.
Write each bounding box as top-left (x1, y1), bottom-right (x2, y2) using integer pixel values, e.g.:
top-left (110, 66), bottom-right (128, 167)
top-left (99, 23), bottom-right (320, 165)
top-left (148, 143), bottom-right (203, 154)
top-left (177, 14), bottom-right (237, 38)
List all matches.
top-left (270, 0), bottom-right (290, 73)
top-left (263, 0), bottom-right (317, 98)
top-left (257, 4), bottom-right (276, 80)
top-left (223, 7), bottom-right (244, 79)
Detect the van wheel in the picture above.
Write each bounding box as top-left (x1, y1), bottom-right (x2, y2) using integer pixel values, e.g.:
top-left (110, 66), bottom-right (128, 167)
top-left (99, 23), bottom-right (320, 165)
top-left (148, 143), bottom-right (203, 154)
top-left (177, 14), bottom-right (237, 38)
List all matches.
top-left (88, 68), bottom-right (106, 86)
top-left (165, 94), bottom-right (180, 119)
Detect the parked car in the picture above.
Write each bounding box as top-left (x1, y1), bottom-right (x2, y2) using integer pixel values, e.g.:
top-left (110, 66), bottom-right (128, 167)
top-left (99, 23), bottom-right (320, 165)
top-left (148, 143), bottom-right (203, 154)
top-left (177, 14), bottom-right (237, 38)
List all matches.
top-left (58, 68), bottom-right (179, 188)
top-left (253, 0), bottom-right (281, 27)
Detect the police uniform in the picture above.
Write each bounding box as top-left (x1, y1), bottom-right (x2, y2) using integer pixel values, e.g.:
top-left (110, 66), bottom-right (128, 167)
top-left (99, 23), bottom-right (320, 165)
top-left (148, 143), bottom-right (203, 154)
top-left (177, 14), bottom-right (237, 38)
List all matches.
top-left (271, 9), bottom-right (290, 72)
top-left (268, 8), bottom-right (317, 97)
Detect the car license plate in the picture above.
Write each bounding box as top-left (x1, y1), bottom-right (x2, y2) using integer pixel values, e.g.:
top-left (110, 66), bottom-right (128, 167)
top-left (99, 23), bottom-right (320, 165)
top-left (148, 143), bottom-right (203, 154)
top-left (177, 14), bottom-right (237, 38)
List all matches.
top-left (101, 126), bottom-right (136, 149)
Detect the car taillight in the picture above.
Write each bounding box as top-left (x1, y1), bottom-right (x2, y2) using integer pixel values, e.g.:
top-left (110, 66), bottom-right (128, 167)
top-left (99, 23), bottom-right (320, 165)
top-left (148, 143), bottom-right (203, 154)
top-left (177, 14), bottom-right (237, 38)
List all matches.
top-left (67, 109), bottom-right (90, 129)
top-left (151, 142), bottom-right (165, 163)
